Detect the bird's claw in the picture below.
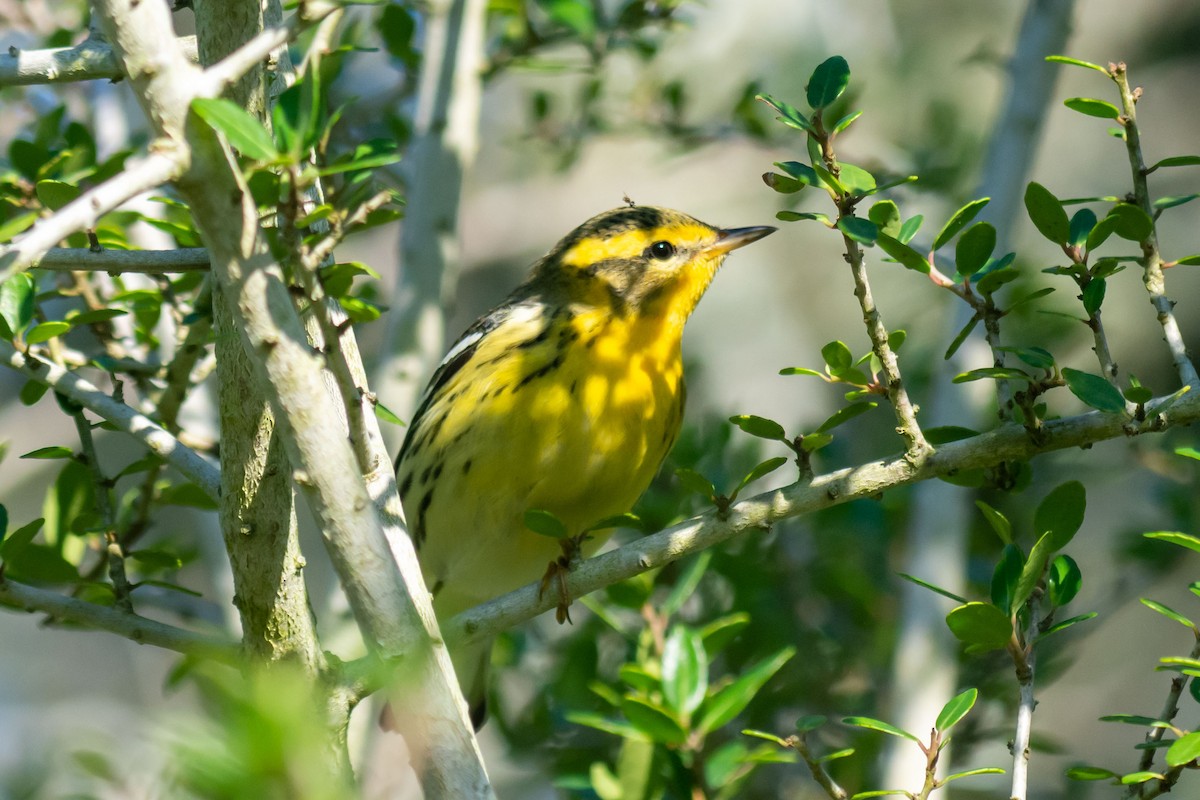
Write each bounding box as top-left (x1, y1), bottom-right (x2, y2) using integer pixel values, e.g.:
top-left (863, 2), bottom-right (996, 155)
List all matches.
top-left (538, 533), bottom-right (589, 624)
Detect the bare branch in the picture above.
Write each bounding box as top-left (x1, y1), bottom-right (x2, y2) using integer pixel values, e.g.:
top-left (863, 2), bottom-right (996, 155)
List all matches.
top-left (34, 247), bottom-right (210, 272)
top-left (0, 35), bottom-right (198, 86)
top-left (448, 390), bottom-right (1200, 646)
top-left (0, 148), bottom-right (185, 282)
top-left (0, 577), bottom-right (240, 663)
top-left (0, 341), bottom-right (221, 502)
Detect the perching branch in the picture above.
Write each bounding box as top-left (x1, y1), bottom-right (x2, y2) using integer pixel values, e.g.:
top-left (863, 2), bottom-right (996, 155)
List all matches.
top-left (447, 389), bottom-right (1200, 646)
top-left (33, 247), bottom-right (210, 272)
top-left (1110, 62), bottom-right (1200, 390)
top-left (1, 341), bottom-right (220, 501)
top-left (1008, 592), bottom-right (1041, 800)
top-left (0, 577), bottom-right (239, 663)
top-left (0, 35), bottom-right (198, 86)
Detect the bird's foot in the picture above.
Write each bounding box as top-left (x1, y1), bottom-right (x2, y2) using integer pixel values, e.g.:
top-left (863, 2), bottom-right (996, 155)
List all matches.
top-left (538, 533), bottom-right (589, 624)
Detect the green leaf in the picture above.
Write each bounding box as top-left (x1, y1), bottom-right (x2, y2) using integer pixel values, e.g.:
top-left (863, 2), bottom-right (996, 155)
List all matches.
top-left (127, 548), bottom-right (184, 571)
top-left (821, 340), bottom-right (853, 372)
top-left (662, 626), bottom-right (708, 719)
top-left (1047, 554), bottom-right (1082, 606)
top-left (775, 210), bottom-right (831, 224)
top-left (778, 366), bottom-right (824, 378)
top-left (0, 211), bottom-right (37, 244)
top-left (933, 198), bottom-right (990, 251)
top-left (1064, 97), bottom-right (1121, 119)
top-left (1068, 208), bottom-right (1097, 247)
top-left (1107, 203), bottom-right (1154, 242)
top-left (1035, 481), bottom-right (1086, 550)
top-left (1042, 612), bottom-right (1098, 638)
top-left (837, 216), bottom-right (877, 244)
top-left (0, 517), bottom-right (42, 559)
top-left (374, 400), bottom-right (405, 427)
top-left (1013, 532), bottom-right (1055, 610)
top-left (996, 346), bottom-right (1055, 371)
top-left (699, 613), bottom-right (750, 656)
top-left (68, 308), bottom-right (128, 327)
top-left (1120, 771), bottom-right (1166, 785)
top-left (1140, 598), bottom-right (1196, 630)
top-left (895, 572), bottom-right (969, 604)
top-left (774, 161), bottom-right (820, 185)
top-left (35, 180), bottom-right (81, 211)
top-left (1144, 531), bottom-right (1200, 554)
top-left (1151, 155), bottom-right (1200, 170)
top-left (621, 697), bottom-right (686, 745)
top-left (1166, 731), bottom-right (1200, 767)
top-left (1045, 55), bottom-right (1110, 73)
top-left (191, 98), bottom-right (279, 161)
top-left (25, 321), bottom-right (70, 344)
top-left (1062, 367), bottom-right (1127, 413)
top-left (925, 426), bottom-right (979, 444)
top-left (875, 232), bottom-right (930, 273)
top-left (734, 457), bottom-right (789, 498)
top-left (816, 402), bottom-right (877, 433)
top-left (806, 55), bottom-right (851, 109)
top-left (661, 550), bottom-right (712, 617)
top-left (1154, 194), bottom-right (1200, 211)
top-left (762, 172), bottom-right (805, 194)
top-left (991, 544), bottom-right (1025, 614)
top-left (795, 714), bottom-right (828, 733)
top-left (800, 432), bottom-right (833, 452)
top-left (1176, 448), bottom-right (1200, 462)
top-left (729, 414), bottom-right (786, 441)
top-left (1024, 182), bottom-right (1071, 244)
top-left (676, 468), bottom-right (716, 502)
top-left (524, 509), bottom-right (569, 539)
top-left (943, 315), bottom-right (980, 360)
top-left (935, 688), bottom-right (978, 732)
top-left (757, 94), bottom-right (816, 135)
top-left (837, 164), bottom-right (877, 196)
top-left (697, 647), bottom-right (795, 734)
top-left (952, 367), bottom-right (1032, 384)
top-left (975, 265), bottom-right (1020, 297)
top-left (0, 273), bottom-right (35, 339)
top-left (1082, 278), bottom-right (1106, 316)
top-left (20, 445), bottom-right (75, 460)
top-left (946, 602), bottom-right (1013, 651)
top-left (566, 711), bottom-right (647, 741)
top-left (955, 221), bottom-right (996, 277)
top-left (1065, 765), bottom-right (1118, 781)
top-left (898, 214), bottom-right (923, 243)
top-left (1086, 214), bottom-right (1119, 251)
top-left (888, 329), bottom-right (906, 352)
top-left (842, 716), bottom-right (919, 742)
top-left (942, 768), bottom-right (1006, 783)
top-left (832, 110), bottom-right (863, 134)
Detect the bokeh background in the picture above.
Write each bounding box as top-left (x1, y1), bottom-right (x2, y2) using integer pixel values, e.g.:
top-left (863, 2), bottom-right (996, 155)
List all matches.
top-left (2, 0), bottom-right (1200, 797)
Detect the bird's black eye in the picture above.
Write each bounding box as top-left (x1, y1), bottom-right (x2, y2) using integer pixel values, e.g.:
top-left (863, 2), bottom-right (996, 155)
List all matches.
top-left (647, 240), bottom-right (676, 260)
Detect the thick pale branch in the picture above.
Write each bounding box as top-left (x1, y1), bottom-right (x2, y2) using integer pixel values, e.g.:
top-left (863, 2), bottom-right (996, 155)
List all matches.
top-left (34, 247), bottom-right (210, 272)
top-left (449, 391), bottom-right (1200, 645)
top-left (0, 36), bottom-right (198, 86)
top-left (0, 148), bottom-right (185, 282)
top-left (1, 341), bottom-right (221, 501)
top-left (0, 578), bottom-right (239, 663)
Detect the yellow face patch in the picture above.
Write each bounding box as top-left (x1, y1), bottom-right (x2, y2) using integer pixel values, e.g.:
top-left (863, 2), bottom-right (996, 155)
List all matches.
top-left (559, 222), bottom-right (719, 269)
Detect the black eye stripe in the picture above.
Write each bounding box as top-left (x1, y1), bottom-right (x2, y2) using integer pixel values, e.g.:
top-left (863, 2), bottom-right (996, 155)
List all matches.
top-left (647, 240), bottom-right (675, 260)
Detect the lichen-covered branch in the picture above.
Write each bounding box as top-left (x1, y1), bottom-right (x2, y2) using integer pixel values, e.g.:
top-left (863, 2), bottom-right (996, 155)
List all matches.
top-left (0, 35), bottom-right (198, 85)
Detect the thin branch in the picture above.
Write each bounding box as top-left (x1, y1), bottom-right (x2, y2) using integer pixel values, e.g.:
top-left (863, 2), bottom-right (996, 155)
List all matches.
top-left (0, 148), bottom-right (185, 282)
top-left (1009, 594), bottom-right (1040, 800)
top-left (0, 577), bottom-right (240, 663)
top-left (71, 405), bottom-right (135, 612)
top-left (1110, 62), bottom-right (1200, 390)
top-left (1, 341), bottom-right (220, 502)
top-left (792, 735), bottom-right (849, 800)
top-left (1127, 636), bottom-right (1200, 798)
top-left (447, 389), bottom-right (1200, 646)
top-left (0, 35), bottom-right (198, 85)
top-left (34, 247), bottom-right (210, 272)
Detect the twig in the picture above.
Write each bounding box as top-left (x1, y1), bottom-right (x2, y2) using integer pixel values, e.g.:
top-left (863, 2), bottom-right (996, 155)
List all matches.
top-left (446, 387), bottom-right (1200, 647)
top-left (0, 148), bottom-right (185, 282)
top-left (0, 35), bottom-right (198, 85)
top-left (1, 341), bottom-right (220, 501)
top-left (1110, 62), bottom-right (1200, 390)
top-left (33, 247), bottom-right (210, 272)
top-left (792, 735), bottom-right (849, 800)
top-left (1008, 592), bottom-right (1040, 800)
top-left (1126, 636), bottom-right (1200, 798)
top-left (0, 577), bottom-right (239, 663)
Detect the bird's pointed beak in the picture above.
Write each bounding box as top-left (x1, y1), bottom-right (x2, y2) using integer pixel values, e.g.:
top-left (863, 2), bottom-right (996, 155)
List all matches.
top-left (707, 225), bottom-right (777, 256)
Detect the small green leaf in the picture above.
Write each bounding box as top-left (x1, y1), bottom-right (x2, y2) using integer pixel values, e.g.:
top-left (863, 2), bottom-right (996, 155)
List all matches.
top-left (1068, 208), bottom-right (1097, 247)
top-left (1151, 155), bottom-right (1200, 170)
top-left (1065, 765), bottom-right (1118, 781)
top-left (697, 647), bottom-right (795, 734)
top-left (935, 688), bottom-right (978, 732)
top-left (1107, 203), bottom-right (1154, 242)
top-left (0, 273), bottom-right (35, 339)
top-left (775, 210), bottom-right (831, 224)
top-left (946, 602), bottom-right (1013, 651)
top-left (1079, 278), bottom-right (1106, 316)
top-left (157, 482), bottom-right (219, 510)
top-left (1062, 367), bottom-right (1127, 414)
top-left (1176, 448), bottom-right (1200, 462)
top-left (955, 221), bottom-right (996, 277)
top-left (842, 716), bottom-right (919, 742)
top-left (867, 201), bottom-right (901, 237)
top-left (699, 613), bottom-right (750, 656)
top-left (1166, 731), bottom-right (1200, 767)
top-left (729, 414), bottom-right (786, 441)
top-left (816, 402), bottom-right (877, 433)
top-left (795, 714), bottom-right (827, 733)
top-left (662, 626), bottom-right (708, 719)
top-left (1025, 182), bottom-right (1071, 244)
top-left (20, 446), bottom-right (75, 460)
top-left (1035, 481), bottom-right (1086, 550)
top-left (952, 367), bottom-right (1033, 384)
top-left (943, 315), bottom-right (980, 360)
top-left (1120, 771), bottom-right (1166, 785)
top-left (888, 329), bottom-right (906, 351)
top-left (1064, 97), bottom-right (1121, 119)
top-left (734, 457), bottom-right (789, 498)
top-left (1140, 598), bottom-right (1196, 630)
top-left (621, 697), bottom-right (687, 745)
top-left (35, 180), bottom-right (81, 211)
top-left (832, 110), bottom-right (863, 133)
top-left (757, 94), bottom-right (815, 135)
top-left (898, 214), bottom-right (923, 243)
top-left (942, 768), bottom-right (1006, 783)
top-left (933, 198), bottom-right (990, 251)
top-left (1045, 55), bottom-right (1109, 72)
top-left (837, 216), bottom-right (877, 244)
top-left (661, 551), bottom-right (712, 617)
top-left (524, 509), bottom-right (569, 539)
top-left (800, 432), bottom-right (833, 452)
top-left (374, 400), bottom-right (405, 427)
top-left (1047, 554), bottom-right (1082, 606)
top-left (875, 233), bottom-right (930, 274)
top-left (1154, 194), bottom-right (1200, 211)
top-left (67, 308), bottom-right (128, 327)
top-left (806, 55), bottom-right (851, 109)
top-left (774, 161), bottom-right (820, 185)
top-left (837, 164), bottom-right (877, 197)
top-left (1086, 214), bottom-right (1119, 251)
top-left (1042, 612), bottom-right (1097, 638)
top-left (821, 340), bottom-right (853, 372)
top-left (779, 366), bottom-right (825, 378)
top-left (741, 729), bottom-right (790, 746)
top-left (25, 321), bottom-right (70, 344)
top-left (1013, 533), bottom-right (1054, 610)
top-left (1144, 531), bottom-right (1200, 554)
top-left (991, 544), bottom-right (1025, 614)
top-left (762, 172), bottom-right (805, 194)
top-left (676, 468), bottom-right (716, 501)
top-left (191, 98), bottom-right (279, 161)
top-left (925, 426), bottom-right (979, 444)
